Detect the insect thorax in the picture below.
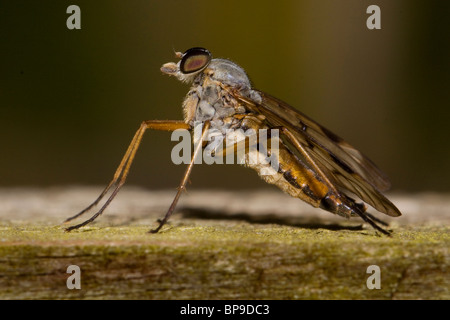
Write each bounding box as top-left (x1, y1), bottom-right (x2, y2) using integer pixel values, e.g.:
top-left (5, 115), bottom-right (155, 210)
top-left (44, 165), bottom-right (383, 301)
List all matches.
top-left (182, 59), bottom-right (261, 130)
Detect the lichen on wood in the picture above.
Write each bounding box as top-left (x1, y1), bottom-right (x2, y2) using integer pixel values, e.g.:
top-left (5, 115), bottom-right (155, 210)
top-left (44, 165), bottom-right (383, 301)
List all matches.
top-left (0, 187), bottom-right (448, 299)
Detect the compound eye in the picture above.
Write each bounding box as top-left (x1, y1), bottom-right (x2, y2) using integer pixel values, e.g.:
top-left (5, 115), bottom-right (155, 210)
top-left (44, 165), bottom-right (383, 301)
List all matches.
top-left (180, 47), bottom-right (212, 74)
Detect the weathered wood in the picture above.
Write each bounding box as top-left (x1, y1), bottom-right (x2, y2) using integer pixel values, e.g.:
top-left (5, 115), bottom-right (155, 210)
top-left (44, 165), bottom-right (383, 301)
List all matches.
top-left (0, 187), bottom-right (448, 299)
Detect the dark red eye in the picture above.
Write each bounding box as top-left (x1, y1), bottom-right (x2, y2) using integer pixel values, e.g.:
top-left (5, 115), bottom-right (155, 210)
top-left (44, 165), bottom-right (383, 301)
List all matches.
top-left (180, 47), bottom-right (212, 74)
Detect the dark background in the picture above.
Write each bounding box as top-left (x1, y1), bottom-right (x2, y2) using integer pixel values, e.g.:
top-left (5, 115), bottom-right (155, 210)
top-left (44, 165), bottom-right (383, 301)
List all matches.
top-left (1, 0), bottom-right (449, 192)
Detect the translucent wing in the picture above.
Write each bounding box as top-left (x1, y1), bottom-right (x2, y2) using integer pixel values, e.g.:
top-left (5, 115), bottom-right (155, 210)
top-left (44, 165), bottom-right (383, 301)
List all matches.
top-left (232, 88), bottom-right (401, 217)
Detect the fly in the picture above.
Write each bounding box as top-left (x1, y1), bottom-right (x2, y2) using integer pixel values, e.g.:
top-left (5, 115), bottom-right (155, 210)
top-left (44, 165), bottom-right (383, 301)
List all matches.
top-left (64, 47), bottom-right (401, 235)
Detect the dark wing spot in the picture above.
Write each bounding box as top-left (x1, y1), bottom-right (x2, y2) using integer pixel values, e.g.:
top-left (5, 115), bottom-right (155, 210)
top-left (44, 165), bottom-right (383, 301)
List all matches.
top-left (330, 153), bottom-right (354, 174)
top-left (298, 120), bottom-right (307, 132)
top-left (322, 126), bottom-right (344, 143)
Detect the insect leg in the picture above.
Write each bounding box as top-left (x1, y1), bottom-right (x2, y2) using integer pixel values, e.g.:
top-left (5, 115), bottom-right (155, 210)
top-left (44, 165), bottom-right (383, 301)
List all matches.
top-left (64, 120), bottom-right (190, 231)
top-left (354, 207), bottom-right (391, 235)
top-left (150, 121), bottom-right (211, 233)
top-left (364, 212), bottom-right (390, 227)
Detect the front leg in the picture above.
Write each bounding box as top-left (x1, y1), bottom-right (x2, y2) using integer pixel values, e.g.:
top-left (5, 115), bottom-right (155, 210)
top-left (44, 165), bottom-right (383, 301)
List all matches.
top-left (64, 120), bottom-right (190, 231)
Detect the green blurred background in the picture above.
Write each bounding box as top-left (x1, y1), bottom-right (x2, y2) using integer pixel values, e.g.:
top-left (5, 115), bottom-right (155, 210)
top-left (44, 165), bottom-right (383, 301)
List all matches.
top-left (1, 0), bottom-right (449, 192)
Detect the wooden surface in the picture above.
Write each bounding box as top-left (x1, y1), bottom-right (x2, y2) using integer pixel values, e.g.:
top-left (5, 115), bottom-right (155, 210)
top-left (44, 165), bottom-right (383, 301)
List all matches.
top-left (0, 186), bottom-right (448, 299)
